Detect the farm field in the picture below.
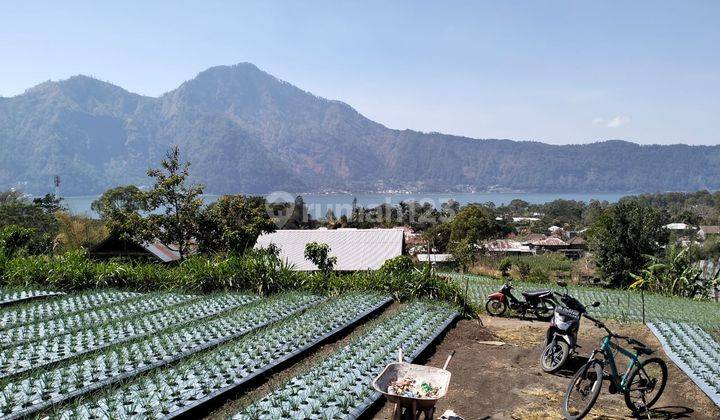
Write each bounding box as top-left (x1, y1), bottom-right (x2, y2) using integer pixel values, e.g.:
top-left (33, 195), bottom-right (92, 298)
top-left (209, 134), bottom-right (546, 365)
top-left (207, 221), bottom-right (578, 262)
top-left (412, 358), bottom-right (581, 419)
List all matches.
top-left (0, 287), bottom-right (457, 419)
top-left (446, 273), bottom-right (720, 325)
top-left (0, 279), bottom-right (717, 419)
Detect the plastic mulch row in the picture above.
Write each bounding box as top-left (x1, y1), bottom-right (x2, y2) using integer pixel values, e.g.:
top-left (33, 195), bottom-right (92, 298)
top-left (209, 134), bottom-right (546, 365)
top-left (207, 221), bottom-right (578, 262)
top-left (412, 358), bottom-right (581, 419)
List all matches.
top-left (3, 296), bottom-right (322, 420)
top-left (167, 297), bottom-right (394, 419)
top-left (0, 294), bottom-right (257, 379)
top-left (647, 322), bottom-right (720, 407)
top-left (0, 291), bottom-right (65, 306)
top-left (0, 292), bottom-right (142, 330)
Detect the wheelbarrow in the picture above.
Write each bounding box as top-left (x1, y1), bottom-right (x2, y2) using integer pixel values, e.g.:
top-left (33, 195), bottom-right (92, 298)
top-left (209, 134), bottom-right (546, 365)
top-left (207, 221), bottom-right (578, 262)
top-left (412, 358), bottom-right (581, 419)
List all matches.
top-left (372, 348), bottom-right (455, 420)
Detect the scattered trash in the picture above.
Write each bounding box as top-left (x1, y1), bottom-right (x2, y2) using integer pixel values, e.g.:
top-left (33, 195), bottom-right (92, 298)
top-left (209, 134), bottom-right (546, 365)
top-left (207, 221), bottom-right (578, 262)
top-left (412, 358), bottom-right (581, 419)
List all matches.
top-left (388, 377), bottom-right (440, 398)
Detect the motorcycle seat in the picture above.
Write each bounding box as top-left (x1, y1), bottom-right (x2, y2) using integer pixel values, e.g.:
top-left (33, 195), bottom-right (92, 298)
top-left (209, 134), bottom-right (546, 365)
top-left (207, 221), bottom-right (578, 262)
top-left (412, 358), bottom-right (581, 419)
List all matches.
top-left (522, 289), bottom-right (551, 298)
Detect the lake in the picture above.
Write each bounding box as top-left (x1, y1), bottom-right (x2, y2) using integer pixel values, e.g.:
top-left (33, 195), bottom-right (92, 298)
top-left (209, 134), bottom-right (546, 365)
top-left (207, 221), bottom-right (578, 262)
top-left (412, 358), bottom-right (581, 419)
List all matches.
top-left (63, 191), bottom-right (625, 218)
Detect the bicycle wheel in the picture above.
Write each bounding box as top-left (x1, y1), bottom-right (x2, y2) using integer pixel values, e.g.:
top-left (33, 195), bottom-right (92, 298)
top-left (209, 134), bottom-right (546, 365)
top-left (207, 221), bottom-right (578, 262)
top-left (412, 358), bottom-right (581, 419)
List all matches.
top-left (624, 357), bottom-right (668, 414)
top-left (563, 360), bottom-right (603, 420)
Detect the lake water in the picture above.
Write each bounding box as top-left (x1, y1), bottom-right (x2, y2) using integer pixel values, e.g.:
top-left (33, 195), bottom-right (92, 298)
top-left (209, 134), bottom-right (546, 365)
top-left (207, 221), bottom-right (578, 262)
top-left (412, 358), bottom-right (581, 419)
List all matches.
top-left (63, 191), bottom-right (625, 218)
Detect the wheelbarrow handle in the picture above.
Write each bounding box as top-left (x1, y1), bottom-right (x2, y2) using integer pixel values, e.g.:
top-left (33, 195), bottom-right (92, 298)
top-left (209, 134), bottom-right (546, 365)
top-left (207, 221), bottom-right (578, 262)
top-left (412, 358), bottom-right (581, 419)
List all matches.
top-left (442, 350), bottom-right (456, 370)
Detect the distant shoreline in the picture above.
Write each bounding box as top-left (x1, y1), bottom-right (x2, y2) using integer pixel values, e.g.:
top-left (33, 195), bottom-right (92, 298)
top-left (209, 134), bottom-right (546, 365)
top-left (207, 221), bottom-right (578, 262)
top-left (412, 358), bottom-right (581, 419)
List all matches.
top-left (61, 191), bottom-right (628, 218)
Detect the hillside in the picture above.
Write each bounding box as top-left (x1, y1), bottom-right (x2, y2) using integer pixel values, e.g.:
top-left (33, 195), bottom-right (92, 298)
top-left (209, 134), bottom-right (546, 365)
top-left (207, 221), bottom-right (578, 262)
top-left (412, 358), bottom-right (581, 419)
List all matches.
top-left (1, 63), bottom-right (719, 195)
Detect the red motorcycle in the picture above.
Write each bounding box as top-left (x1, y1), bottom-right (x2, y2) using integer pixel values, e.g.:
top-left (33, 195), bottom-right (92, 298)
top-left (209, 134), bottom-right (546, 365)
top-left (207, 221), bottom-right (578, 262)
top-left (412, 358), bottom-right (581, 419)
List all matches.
top-left (485, 282), bottom-right (556, 321)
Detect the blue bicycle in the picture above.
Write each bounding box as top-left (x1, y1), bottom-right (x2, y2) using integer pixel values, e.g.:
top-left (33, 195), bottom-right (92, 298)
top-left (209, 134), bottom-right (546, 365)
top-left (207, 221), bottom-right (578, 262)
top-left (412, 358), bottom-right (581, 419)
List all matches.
top-left (562, 314), bottom-right (668, 419)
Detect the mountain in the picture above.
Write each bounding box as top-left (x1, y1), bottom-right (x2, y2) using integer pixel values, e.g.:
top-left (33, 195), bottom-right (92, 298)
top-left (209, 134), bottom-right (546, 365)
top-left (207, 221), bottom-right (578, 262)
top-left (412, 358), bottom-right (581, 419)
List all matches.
top-left (1, 63), bottom-right (720, 196)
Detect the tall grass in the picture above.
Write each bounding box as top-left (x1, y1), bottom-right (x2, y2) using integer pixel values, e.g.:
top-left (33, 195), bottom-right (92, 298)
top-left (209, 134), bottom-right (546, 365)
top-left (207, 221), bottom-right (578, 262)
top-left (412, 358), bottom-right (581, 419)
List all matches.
top-left (0, 252), bottom-right (475, 313)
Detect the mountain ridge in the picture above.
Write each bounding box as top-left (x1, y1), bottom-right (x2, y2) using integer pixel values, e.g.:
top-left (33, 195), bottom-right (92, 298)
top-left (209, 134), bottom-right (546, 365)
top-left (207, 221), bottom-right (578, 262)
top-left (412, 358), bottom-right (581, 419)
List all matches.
top-left (1, 63), bottom-right (719, 196)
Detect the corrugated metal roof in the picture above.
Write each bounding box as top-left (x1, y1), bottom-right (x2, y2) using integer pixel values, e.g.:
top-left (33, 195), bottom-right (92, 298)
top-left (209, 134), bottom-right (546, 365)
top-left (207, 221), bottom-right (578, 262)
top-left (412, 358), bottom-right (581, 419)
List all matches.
top-left (142, 242), bottom-right (181, 263)
top-left (700, 226), bottom-right (720, 235)
top-left (416, 254), bottom-right (455, 262)
top-left (532, 237), bottom-right (569, 247)
top-left (254, 228), bottom-right (404, 271)
top-left (485, 239), bottom-right (533, 253)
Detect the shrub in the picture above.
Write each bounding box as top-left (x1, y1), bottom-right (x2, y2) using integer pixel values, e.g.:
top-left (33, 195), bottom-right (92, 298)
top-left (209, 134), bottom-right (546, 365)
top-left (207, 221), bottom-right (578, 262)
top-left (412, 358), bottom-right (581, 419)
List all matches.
top-left (516, 259), bottom-right (531, 279)
top-left (498, 258), bottom-right (512, 277)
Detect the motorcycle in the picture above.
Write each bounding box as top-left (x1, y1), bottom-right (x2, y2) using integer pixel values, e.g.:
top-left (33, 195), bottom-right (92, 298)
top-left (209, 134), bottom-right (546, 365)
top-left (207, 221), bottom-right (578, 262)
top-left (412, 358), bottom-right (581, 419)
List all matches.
top-left (540, 281), bottom-right (600, 373)
top-left (485, 282), bottom-right (556, 321)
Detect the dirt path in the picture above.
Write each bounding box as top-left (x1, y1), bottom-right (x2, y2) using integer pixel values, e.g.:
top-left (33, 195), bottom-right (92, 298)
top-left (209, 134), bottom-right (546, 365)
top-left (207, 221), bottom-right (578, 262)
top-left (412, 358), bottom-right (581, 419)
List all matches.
top-left (369, 316), bottom-right (720, 419)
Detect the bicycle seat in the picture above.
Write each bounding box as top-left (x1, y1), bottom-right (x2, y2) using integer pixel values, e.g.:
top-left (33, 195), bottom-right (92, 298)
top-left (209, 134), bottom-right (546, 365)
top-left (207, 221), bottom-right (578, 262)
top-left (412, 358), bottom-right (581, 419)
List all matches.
top-left (522, 289), bottom-right (551, 298)
top-left (633, 346), bottom-right (653, 356)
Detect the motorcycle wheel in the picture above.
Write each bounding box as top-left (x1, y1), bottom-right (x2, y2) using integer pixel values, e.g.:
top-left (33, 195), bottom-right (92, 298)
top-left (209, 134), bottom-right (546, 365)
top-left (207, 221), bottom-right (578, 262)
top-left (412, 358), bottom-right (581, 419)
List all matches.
top-left (541, 340), bottom-right (570, 373)
top-left (485, 299), bottom-right (507, 316)
top-left (535, 299), bottom-right (556, 321)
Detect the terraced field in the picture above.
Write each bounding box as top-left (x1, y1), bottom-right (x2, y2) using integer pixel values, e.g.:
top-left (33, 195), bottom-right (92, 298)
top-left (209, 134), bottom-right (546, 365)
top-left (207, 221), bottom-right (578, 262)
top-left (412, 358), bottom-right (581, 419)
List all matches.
top-left (0, 288), bottom-right (457, 419)
top-left (447, 273), bottom-right (720, 325)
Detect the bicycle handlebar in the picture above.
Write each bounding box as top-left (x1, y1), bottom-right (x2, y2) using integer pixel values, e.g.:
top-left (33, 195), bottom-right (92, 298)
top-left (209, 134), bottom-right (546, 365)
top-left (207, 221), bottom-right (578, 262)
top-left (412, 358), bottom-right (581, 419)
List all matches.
top-left (582, 313), bottom-right (648, 347)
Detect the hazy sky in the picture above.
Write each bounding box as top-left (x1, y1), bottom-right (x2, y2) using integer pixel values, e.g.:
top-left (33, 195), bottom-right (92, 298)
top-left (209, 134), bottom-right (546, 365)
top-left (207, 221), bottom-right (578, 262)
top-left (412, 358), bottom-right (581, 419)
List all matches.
top-left (1, 1), bottom-right (719, 145)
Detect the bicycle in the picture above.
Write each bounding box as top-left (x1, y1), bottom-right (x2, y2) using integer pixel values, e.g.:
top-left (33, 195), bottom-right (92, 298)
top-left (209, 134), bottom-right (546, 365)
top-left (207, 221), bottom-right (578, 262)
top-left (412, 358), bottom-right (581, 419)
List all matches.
top-left (562, 314), bottom-right (668, 419)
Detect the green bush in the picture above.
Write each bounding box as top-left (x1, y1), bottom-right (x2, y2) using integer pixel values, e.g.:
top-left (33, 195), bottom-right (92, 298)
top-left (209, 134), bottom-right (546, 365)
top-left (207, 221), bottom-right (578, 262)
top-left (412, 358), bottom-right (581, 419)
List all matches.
top-left (0, 250), bottom-right (476, 314)
top-left (525, 268), bottom-right (551, 284)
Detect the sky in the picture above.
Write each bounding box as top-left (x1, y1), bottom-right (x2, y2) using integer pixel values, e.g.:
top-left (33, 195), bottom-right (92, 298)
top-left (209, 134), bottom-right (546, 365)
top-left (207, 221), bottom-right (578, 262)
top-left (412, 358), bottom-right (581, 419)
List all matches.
top-left (1, 1), bottom-right (719, 145)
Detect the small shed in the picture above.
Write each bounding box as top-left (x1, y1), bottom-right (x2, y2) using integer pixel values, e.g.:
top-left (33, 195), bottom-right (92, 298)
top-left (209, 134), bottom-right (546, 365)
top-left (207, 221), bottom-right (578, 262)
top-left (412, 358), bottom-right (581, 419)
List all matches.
top-left (254, 228), bottom-right (405, 271)
top-left (484, 239), bottom-right (534, 256)
top-left (566, 236), bottom-right (586, 249)
top-left (89, 235), bottom-right (181, 263)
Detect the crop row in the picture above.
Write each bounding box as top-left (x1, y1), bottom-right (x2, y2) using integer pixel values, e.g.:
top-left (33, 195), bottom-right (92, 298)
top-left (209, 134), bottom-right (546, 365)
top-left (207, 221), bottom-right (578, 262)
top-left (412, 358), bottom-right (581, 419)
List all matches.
top-left (0, 293), bottom-right (322, 419)
top-left (449, 273), bottom-right (720, 325)
top-left (0, 290), bottom-right (64, 306)
top-left (0, 293), bottom-right (258, 379)
top-left (235, 300), bottom-right (458, 419)
top-left (0, 293), bottom-right (196, 348)
top-left (0, 291), bottom-right (140, 329)
top-left (55, 293), bottom-right (392, 419)
top-left (648, 321), bottom-right (720, 405)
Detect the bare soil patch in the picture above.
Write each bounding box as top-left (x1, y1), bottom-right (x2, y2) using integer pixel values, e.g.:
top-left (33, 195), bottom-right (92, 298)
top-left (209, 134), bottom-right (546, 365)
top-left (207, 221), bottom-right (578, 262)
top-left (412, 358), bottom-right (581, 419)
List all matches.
top-left (369, 316), bottom-right (720, 419)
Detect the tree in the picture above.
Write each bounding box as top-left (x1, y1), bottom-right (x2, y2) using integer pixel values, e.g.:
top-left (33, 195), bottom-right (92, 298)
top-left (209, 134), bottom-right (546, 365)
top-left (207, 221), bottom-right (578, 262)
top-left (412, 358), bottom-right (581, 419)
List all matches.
top-left (32, 194), bottom-right (64, 213)
top-left (304, 242), bottom-right (337, 273)
top-left (0, 225), bottom-right (35, 258)
top-left (449, 238), bottom-right (475, 272)
top-left (0, 189), bottom-right (58, 254)
top-left (198, 195), bottom-right (276, 255)
top-left (91, 185), bottom-right (148, 240)
top-left (449, 205), bottom-right (499, 245)
top-left (144, 146), bottom-right (205, 260)
top-left (0, 189), bottom-right (24, 204)
top-left (55, 212), bottom-right (108, 252)
top-left (630, 245), bottom-right (704, 298)
top-left (424, 222), bottom-right (451, 253)
top-left (589, 200), bottom-right (668, 287)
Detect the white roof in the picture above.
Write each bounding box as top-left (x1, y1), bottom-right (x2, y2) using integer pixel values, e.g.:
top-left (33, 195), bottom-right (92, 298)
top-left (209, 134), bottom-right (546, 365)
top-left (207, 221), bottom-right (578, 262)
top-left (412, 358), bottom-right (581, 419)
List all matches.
top-left (484, 239), bottom-right (533, 253)
top-left (512, 217), bottom-right (541, 222)
top-left (416, 254), bottom-right (455, 262)
top-left (664, 223), bottom-right (692, 230)
top-left (255, 228), bottom-right (404, 271)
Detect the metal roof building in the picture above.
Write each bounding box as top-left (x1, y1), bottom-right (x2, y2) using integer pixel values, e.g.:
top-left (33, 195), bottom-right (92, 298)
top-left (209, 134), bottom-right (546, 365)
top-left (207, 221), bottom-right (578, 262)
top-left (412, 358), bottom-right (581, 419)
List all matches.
top-left (254, 228), bottom-right (405, 271)
top-left (89, 235), bottom-right (183, 263)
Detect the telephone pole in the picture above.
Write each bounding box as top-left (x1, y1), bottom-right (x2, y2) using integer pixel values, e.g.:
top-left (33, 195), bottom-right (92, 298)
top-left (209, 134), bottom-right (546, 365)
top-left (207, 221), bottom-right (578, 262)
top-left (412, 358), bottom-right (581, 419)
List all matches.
top-left (54, 175), bottom-right (61, 199)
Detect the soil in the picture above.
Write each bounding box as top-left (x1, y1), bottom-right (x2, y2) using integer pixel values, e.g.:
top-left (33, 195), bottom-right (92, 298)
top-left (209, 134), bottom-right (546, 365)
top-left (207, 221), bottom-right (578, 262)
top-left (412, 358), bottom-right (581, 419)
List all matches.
top-left (368, 315), bottom-right (720, 420)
